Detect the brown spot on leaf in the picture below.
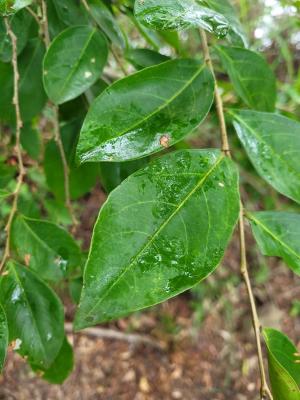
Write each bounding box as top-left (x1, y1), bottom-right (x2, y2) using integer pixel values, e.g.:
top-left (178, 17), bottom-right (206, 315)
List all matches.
top-left (160, 134), bottom-right (170, 148)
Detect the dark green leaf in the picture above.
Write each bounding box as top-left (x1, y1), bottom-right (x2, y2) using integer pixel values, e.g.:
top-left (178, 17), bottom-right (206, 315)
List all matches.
top-left (0, 38), bottom-right (46, 123)
top-left (49, 0), bottom-right (87, 26)
top-left (74, 150), bottom-right (240, 329)
top-left (248, 211), bottom-right (300, 276)
top-left (230, 110), bottom-right (300, 204)
top-left (0, 9), bottom-right (33, 62)
top-left (76, 59), bottom-right (214, 163)
top-left (87, 0), bottom-right (126, 48)
top-left (43, 26), bottom-right (108, 104)
top-left (126, 48), bottom-right (170, 70)
top-left (0, 304), bottom-right (8, 372)
top-left (216, 46), bottom-right (276, 111)
top-left (31, 337), bottom-right (74, 384)
top-left (134, 0), bottom-right (229, 38)
top-left (0, 261), bottom-right (65, 368)
top-left (69, 278), bottom-right (83, 304)
top-left (263, 328), bottom-right (300, 400)
top-left (0, 0), bottom-right (32, 16)
top-left (11, 215), bottom-right (82, 281)
top-left (20, 123), bottom-right (41, 160)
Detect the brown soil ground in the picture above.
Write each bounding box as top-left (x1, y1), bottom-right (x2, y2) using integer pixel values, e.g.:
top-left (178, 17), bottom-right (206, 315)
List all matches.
top-left (1, 187), bottom-right (299, 400)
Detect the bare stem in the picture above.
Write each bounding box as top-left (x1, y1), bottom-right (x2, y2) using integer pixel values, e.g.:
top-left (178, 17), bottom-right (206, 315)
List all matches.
top-left (200, 29), bottom-right (273, 400)
top-left (40, 0), bottom-right (78, 229)
top-left (0, 19), bottom-right (25, 273)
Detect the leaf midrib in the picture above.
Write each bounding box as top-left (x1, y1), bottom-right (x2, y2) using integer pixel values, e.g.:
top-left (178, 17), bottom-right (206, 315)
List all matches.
top-left (83, 154), bottom-right (225, 317)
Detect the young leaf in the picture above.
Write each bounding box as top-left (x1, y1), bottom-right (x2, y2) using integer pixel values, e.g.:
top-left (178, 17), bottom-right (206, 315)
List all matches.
top-left (0, 261), bottom-right (65, 368)
top-left (87, 0), bottom-right (126, 48)
top-left (248, 212), bottom-right (300, 276)
top-left (0, 304), bottom-right (8, 372)
top-left (74, 150), bottom-right (240, 329)
top-left (230, 110), bottom-right (300, 204)
top-left (0, 0), bottom-right (32, 16)
top-left (215, 46), bottom-right (276, 112)
top-left (76, 59), bottom-right (214, 163)
top-left (205, 0), bottom-right (247, 46)
top-left (31, 337), bottom-right (74, 384)
top-left (126, 48), bottom-right (170, 70)
top-left (134, 0), bottom-right (229, 38)
top-left (11, 215), bottom-right (82, 281)
top-left (263, 328), bottom-right (300, 400)
top-left (43, 26), bottom-right (108, 104)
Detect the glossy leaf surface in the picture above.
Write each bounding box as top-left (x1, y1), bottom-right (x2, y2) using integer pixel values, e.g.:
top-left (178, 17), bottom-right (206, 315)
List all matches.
top-left (134, 0), bottom-right (229, 38)
top-left (0, 304), bottom-right (8, 372)
top-left (76, 59), bottom-right (214, 163)
top-left (231, 110), bottom-right (300, 204)
top-left (0, 0), bottom-right (32, 16)
top-left (43, 26), bottom-right (108, 104)
top-left (263, 328), bottom-right (300, 400)
top-left (11, 215), bottom-right (82, 281)
top-left (0, 262), bottom-right (64, 368)
top-left (248, 212), bottom-right (300, 276)
top-left (216, 46), bottom-right (276, 111)
top-left (74, 150), bottom-right (240, 329)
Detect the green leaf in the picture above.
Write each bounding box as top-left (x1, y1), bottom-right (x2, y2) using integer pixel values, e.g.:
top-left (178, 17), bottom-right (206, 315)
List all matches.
top-left (134, 0), bottom-right (230, 38)
top-left (20, 123), bottom-right (41, 160)
top-left (76, 59), bottom-right (214, 163)
top-left (204, 0), bottom-right (247, 46)
top-left (0, 9), bottom-right (33, 62)
top-left (0, 0), bottom-right (33, 16)
top-left (263, 328), bottom-right (300, 400)
top-left (215, 46), bottom-right (276, 111)
top-left (230, 110), bottom-right (300, 204)
top-left (43, 26), bottom-right (108, 104)
top-left (0, 38), bottom-right (46, 123)
top-left (0, 304), bottom-right (8, 372)
top-left (126, 48), bottom-right (170, 70)
top-left (74, 150), bottom-right (240, 329)
top-left (0, 261), bottom-right (65, 368)
top-left (87, 0), bottom-right (126, 48)
top-left (31, 337), bottom-right (74, 384)
top-left (11, 215), bottom-right (82, 281)
top-left (247, 211), bottom-right (300, 276)
top-left (49, 0), bottom-right (88, 26)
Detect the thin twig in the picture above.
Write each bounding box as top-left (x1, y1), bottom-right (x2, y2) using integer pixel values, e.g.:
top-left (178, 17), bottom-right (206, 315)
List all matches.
top-left (65, 323), bottom-right (165, 350)
top-left (200, 29), bottom-right (273, 400)
top-left (40, 0), bottom-right (78, 229)
top-left (0, 19), bottom-right (25, 273)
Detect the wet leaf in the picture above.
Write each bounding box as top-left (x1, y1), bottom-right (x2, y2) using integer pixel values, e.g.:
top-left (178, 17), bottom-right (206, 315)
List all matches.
top-left (230, 110), bottom-right (300, 204)
top-left (11, 215), bottom-right (82, 281)
top-left (263, 328), bottom-right (300, 400)
top-left (248, 211), bottom-right (300, 276)
top-left (43, 26), bottom-right (108, 104)
top-left (0, 0), bottom-right (32, 16)
top-left (134, 0), bottom-right (229, 38)
top-left (0, 261), bottom-right (64, 368)
top-left (0, 304), bottom-right (8, 372)
top-left (215, 46), bottom-right (276, 111)
top-left (76, 59), bottom-right (214, 163)
top-left (74, 150), bottom-right (240, 329)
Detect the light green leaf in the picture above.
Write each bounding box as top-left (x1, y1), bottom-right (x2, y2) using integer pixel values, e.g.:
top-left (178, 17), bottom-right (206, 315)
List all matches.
top-left (76, 59), bottom-right (214, 163)
top-left (0, 0), bottom-right (32, 16)
top-left (74, 150), bottom-right (240, 329)
top-left (43, 26), bottom-right (108, 104)
top-left (11, 215), bottom-right (82, 281)
top-left (134, 0), bottom-right (229, 38)
top-left (263, 328), bottom-right (300, 400)
top-left (230, 110), bottom-right (300, 204)
top-left (0, 304), bottom-right (8, 372)
top-left (0, 261), bottom-right (64, 368)
top-left (248, 211), bottom-right (300, 276)
top-left (87, 0), bottom-right (125, 48)
top-left (216, 46), bottom-right (276, 111)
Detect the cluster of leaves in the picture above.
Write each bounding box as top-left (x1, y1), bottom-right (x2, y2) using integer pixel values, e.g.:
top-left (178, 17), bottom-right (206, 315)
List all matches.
top-left (0, 0), bottom-right (299, 396)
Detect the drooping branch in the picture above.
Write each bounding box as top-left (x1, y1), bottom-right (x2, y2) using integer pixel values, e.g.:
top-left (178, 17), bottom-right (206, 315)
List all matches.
top-left (200, 29), bottom-right (273, 400)
top-left (0, 19), bottom-right (25, 273)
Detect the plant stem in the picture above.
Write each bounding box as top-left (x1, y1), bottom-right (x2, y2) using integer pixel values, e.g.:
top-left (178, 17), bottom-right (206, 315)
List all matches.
top-left (200, 29), bottom-right (273, 400)
top-left (0, 19), bottom-right (25, 273)
top-left (40, 0), bottom-right (78, 229)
